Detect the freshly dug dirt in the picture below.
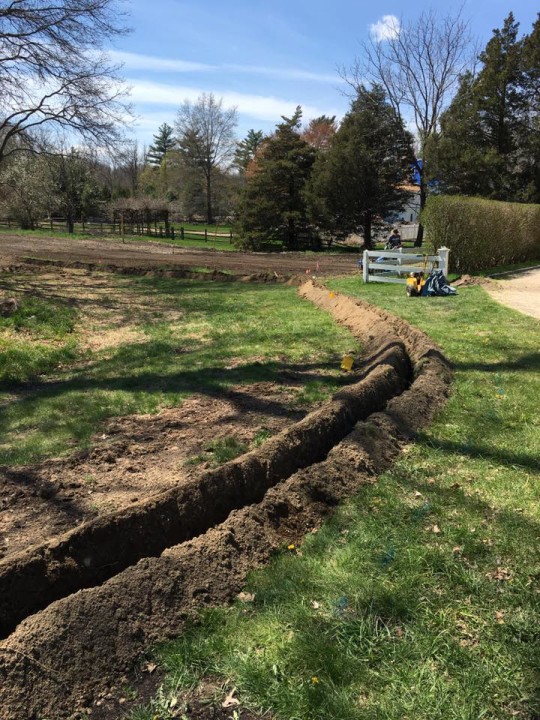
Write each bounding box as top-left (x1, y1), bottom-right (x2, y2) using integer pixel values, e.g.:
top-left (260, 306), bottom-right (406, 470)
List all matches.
top-left (1, 265), bottom-right (337, 563)
top-left (452, 274), bottom-right (493, 288)
top-left (0, 280), bottom-right (453, 720)
top-left (0, 361), bottom-right (406, 638)
top-left (0, 387), bottom-right (306, 561)
top-left (0, 232), bottom-right (360, 278)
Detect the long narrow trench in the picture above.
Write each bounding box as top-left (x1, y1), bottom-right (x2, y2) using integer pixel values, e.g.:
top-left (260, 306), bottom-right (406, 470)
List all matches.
top-left (0, 346), bottom-right (410, 639)
top-left (0, 281), bottom-right (453, 720)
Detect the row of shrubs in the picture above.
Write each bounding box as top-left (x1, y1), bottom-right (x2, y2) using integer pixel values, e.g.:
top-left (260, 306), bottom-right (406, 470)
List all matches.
top-left (423, 196), bottom-right (540, 273)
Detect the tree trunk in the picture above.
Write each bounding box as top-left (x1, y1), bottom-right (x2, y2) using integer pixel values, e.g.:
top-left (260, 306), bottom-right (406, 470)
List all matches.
top-left (287, 218), bottom-right (296, 249)
top-left (363, 211), bottom-right (373, 250)
top-left (67, 215), bottom-right (74, 234)
top-left (414, 175), bottom-right (427, 247)
top-left (206, 172), bottom-right (213, 224)
top-left (164, 210), bottom-right (170, 237)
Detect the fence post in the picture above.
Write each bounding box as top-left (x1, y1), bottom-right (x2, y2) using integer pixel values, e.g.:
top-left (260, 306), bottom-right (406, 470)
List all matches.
top-left (181, 226), bottom-right (184, 241)
top-left (363, 250), bottom-right (369, 283)
top-left (204, 228), bottom-right (208, 242)
top-left (438, 246), bottom-right (450, 277)
top-left (171, 226), bottom-right (175, 241)
top-left (230, 230), bottom-right (233, 244)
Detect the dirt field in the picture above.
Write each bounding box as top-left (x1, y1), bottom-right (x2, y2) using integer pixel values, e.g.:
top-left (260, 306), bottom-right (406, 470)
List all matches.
top-left (0, 232), bottom-right (360, 277)
top-left (0, 390), bottom-right (307, 560)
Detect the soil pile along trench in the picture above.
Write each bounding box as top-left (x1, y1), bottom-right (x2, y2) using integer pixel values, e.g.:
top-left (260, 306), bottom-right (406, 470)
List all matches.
top-left (0, 281), bottom-right (453, 720)
top-left (0, 353), bottom-right (409, 638)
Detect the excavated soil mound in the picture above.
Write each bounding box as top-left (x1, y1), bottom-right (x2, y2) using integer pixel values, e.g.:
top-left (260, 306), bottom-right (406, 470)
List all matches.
top-left (0, 280), bottom-right (452, 720)
top-left (452, 274), bottom-right (494, 288)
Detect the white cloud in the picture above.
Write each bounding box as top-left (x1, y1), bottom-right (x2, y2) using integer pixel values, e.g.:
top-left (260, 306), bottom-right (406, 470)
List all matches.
top-left (369, 15), bottom-right (400, 42)
top-left (109, 50), bottom-right (217, 73)
top-left (126, 79), bottom-right (336, 124)
top-left (227, 64), bottom-right (340, 84)
top-left (109, 49), bottom-right (341, 84)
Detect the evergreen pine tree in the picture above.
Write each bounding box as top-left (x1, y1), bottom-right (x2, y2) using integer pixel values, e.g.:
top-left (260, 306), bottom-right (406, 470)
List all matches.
top-left (236, 108), bottom-right (316, 250)
top-left (146, 123), bottom-right (176, 166)
top-left (520, 14), bottom-right (540, 201)
top-left (434, 14), bottom-right (531, 200)
top-left (233, 129), bottom-right (264, 173)
top-left (306, 86), bottom-right (413, 249)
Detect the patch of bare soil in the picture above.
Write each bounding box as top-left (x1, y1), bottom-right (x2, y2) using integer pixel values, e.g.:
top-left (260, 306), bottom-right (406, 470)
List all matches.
top-left (0, 266), bottom-right (184, 352)
top-left (0, 280), bottom-right (453, 720)
top-left (0, 232), bottom-right (360, 277)
top-left (485, 267), bottom-right (540, 320)
top-left (452, 274), bottom-right (494, 288)
top-left (90, 671), bottom-right (272, 720)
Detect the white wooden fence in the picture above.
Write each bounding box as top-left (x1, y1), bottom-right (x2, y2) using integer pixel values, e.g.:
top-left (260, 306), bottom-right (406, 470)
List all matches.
top-left (362, 247), bottom-right (450, 284)
top-left (397, 224), bottom-right (419, 241)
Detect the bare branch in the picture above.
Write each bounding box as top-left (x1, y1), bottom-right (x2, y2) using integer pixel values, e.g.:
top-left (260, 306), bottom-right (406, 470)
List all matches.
top-left (0, 0), bottom-right (131, 164)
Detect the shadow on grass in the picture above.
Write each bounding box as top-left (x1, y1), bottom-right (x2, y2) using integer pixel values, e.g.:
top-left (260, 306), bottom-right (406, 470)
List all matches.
top-left (415, 433), bottom-right (540, 473)
top-left (0, 342), bottom-right (354, 463)
top-left (453, 352), bottom-right (540, 373)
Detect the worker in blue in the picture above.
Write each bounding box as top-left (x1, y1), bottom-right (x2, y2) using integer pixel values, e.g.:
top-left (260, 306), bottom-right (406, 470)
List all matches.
top-left (385, 228), bottom-right (402, 249)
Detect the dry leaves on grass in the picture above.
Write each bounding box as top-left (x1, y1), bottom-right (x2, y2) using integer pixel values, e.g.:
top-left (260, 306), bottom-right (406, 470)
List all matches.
top-left (222, 688), bottom-right (240, 708)
top-left (486, 567), bottom-right (512, 582)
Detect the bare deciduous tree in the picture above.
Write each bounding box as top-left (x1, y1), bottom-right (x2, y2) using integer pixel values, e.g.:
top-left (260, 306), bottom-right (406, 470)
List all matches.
top-left (344, 10), bottom-right (473, 245)
top-left (175, 93), bottom-right (238, 224)
top-left (0, 0), bottom-right (131, 165)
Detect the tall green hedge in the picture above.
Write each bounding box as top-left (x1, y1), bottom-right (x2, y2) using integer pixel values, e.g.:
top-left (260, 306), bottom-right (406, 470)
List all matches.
top-left (423, 196), bottom-right (540, 272)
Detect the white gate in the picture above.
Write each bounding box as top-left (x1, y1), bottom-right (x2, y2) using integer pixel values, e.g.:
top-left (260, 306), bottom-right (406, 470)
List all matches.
top-left (362, 247), bottom-right (450, 284)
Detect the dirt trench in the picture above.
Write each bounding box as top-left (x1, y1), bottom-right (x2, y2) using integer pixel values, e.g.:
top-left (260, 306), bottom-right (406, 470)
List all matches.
top-left (0, 280), bottom-right (453, 720)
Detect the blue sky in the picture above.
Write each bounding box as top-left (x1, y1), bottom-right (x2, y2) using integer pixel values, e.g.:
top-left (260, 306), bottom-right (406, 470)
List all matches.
top-left (111, 0), bottom-right (539, 147)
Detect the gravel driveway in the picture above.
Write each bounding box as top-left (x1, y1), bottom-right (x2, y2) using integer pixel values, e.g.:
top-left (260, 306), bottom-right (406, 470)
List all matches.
top-left (487, 267), bottom-right (540, 320)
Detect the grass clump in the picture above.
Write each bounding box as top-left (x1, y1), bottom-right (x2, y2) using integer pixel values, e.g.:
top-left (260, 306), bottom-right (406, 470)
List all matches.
top-left (131, 280), bottom-right (540, 720)
top-left (0, 295), bottom-right (78, 384)
top-left (186, 437), bottom-right (248, 468)
top-left (206, 437), bottom-right (247, 465)
top-left (291, 379), bottom-right (343, 408)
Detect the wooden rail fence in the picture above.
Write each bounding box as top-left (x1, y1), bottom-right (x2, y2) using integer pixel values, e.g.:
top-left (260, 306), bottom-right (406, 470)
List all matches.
top-left (0, 218), bottom-right (234, 244)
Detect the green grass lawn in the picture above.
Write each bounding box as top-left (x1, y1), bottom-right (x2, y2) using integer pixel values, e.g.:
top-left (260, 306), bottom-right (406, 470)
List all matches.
top-left (0, 224), bottom-right (237, 252)
top-left (0, 274), bottom-right (355, 465)
top-left (0, 295), bottom-right (78, 385)
top-left (129, 281), bottom-right (540, 720)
